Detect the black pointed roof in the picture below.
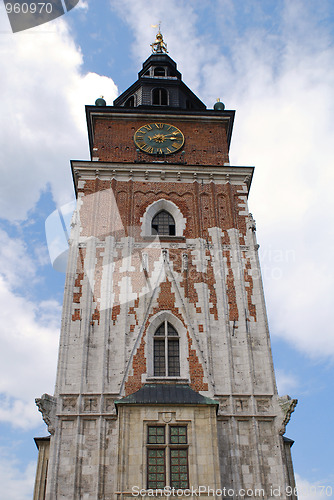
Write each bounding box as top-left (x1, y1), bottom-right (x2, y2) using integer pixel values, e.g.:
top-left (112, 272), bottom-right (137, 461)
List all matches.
top-left (113, 53), bottom-right (206, 111)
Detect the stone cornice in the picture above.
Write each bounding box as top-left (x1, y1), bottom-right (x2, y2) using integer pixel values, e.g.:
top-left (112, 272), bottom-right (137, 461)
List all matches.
top-left (71, 160), bottom-right (254, 196)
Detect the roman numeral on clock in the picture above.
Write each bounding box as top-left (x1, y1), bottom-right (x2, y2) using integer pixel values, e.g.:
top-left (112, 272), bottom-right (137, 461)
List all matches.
top-left (143, 145), bottom-right (154, 153)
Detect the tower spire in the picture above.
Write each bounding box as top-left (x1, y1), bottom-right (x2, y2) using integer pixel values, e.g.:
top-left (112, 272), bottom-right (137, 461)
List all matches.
top-left (150, 23), bottom-right (168, 53)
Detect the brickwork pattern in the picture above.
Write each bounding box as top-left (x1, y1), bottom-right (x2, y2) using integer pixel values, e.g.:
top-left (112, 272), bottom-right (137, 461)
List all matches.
top-left (224, 249), bottom-right (239, 322)
top-left (244, 254), bottom-right (257, 321)
top-left (71, 177), bottom-right (260, 397)
top-left (187, 332), bottom-right (209, 392)
top-left (72, 247), bottom-right (86, 321)
top-left (124, 332), bottom-right (147, 395)
top-left (77, 180), bottom-right (246, 241)
top-left (91, 247), bottom-right (104, 325)
top-left (92, 118), bottom-right (229, 166)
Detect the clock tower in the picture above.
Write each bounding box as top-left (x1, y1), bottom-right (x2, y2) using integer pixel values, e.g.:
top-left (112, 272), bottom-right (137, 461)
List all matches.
top-left (34, 31), bottom-right (298, 500)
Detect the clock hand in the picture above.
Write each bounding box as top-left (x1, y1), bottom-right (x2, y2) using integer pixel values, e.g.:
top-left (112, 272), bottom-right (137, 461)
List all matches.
top-left (158, 136), bottom-right (180, 141)
top-left (147, 134), bottom-right (179, 142)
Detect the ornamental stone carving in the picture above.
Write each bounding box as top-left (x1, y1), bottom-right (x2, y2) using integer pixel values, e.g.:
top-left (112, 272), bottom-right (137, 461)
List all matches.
top-left (217, 398), bottom-right (230, 415)
top-left (35, 394), bottom-right (57, 435)
top-left (246, 213), bottom-right (256, 232)
top-left (83, 397), bottom-right (99, 412)
top-left (256, 398), bottom-right (271, 413)
top-left (62, 396), bottom-right (77, 412)
top-left (235, 398), bottom-right (249, 412)
top-left (104, 397), bottom-right (117, 415)
top-left (278, 395), bottom-right (298, 435)
top-left (161, 412), bottom-right (174, 423)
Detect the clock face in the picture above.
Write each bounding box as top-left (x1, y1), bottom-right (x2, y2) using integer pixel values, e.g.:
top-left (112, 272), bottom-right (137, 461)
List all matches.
top-left (134, 123), bottom-right (184, 155)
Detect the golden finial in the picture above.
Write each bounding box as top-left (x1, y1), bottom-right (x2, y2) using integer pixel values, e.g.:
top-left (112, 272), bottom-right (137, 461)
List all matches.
top-left (150, 22), bottom-right (168, 54)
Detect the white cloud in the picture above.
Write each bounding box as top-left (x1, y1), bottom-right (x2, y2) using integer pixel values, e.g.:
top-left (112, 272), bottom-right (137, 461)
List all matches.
top-left (295, 474), bottom-right (332, 500)
top-left (221, 3), bottom-right (334, 359)
top-left (0, 228), bottom-right (37, 288)
top-left (276, 370), bottom-right (299, 396)
top-left (0, 230), bottom-right (60, 429)
top-left (0, 9), bottom-right (118, 221)
top-left (0, 447), bottom-right (35, 500)
top-left (0, 275), bottom-right (60, 429)
top-left (76, 0), bottom-right (89, 11)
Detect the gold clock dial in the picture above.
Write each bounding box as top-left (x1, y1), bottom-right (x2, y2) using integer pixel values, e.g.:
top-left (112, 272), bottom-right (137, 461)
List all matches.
top-left (134, 123), bottom-right (184, 155)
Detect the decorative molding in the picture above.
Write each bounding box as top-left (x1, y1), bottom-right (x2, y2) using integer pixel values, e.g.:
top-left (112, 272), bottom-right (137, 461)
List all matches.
top-left (256, 398), bottom-right (271, 413)
top-left (278, 396), bottom-right (298, 435)
top-left (62, 396), bottom-right (77, 412)
top-left (141, 198), bottom-right (186, 238)
top-left (217, 398), bottom-right (230, 415)
top-left (161, 412), bottom-right (174, 423)
top-left (35, 394), bottom-right (57, 435)
top-left (104, 397), bottom-right (117, 415)
top-left (83, 397), bottom-right (99, 413)
top-left (235, 398), bottom-right (250, 413)
top-left (244, 175), bottom-right (251, 188)
top-left (246, 213), bottom-right (256, 232)
top-left (71, 161), bottom-right (254, 188)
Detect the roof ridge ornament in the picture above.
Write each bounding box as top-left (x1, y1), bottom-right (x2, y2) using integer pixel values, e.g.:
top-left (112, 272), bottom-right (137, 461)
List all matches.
top-left (150, 22), bottom-right (168, 54)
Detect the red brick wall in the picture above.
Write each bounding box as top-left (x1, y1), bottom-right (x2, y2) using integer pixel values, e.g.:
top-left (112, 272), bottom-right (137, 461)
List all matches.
top-left (124, 279), bottom-right (209, 396)
top-left (74, 174), bottom-right (251, 395)
top-left (77, 179), bottom-right (246, 241)
top-left (92, 117), bottom-right (229, 166)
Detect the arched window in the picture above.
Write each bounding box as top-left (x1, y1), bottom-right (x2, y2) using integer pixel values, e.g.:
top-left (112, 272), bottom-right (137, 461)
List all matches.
top-left (154, 66), bottom-right (166, 76)
top-left (151, 211), bottom-right (175, 236)
top-left (141, 199), bottom-right (186, 238)
top-left (154, 322), bottom-right (180, 376)
top-left (152, 88), bottom-right (168, 105)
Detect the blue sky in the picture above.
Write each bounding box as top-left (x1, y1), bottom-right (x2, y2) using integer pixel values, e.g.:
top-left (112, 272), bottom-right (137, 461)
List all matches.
top-left (0, 1), bottom-right (334, 498)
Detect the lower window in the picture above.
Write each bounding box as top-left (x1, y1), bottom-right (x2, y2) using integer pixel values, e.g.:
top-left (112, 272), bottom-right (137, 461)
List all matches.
top-left (170, 448), bottom-right (189, 488)
top-left (148, 448), bottom-right (166, 489)
top-left (147, 425), bottom-right (189, 489)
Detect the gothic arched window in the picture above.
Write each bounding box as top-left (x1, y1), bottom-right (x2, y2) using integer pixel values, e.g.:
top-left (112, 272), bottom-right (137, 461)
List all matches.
top-left (151, 211), bottom-right (175, 236)
top-left (152, 87), bottom-right (168, 105)
top-left (154, 322), bottom-right (180, 376)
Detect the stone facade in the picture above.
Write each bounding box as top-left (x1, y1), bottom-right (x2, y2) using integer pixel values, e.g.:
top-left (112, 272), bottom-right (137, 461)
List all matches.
top-left (116, 405), bottom-right (221, 498)
top-left (33, 437), bottom-right (50, 500)
top-left (34, 51), bottom-right (297, 500)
